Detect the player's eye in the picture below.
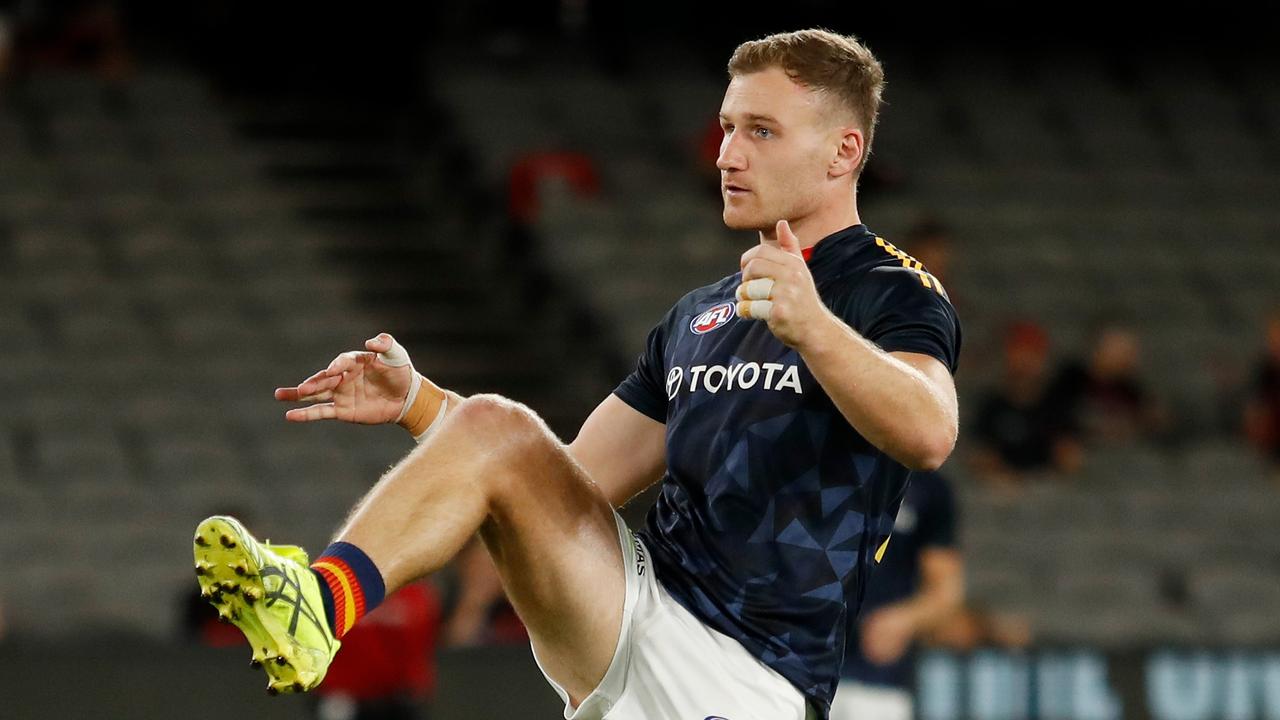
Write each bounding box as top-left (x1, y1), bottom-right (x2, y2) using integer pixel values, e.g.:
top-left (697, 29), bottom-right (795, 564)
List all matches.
top-left (754, 127), bottom-right (773, 138)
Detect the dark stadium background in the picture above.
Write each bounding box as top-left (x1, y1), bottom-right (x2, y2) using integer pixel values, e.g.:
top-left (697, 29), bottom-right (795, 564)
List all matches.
top-left (1, 2), bottom-right (1277, 718)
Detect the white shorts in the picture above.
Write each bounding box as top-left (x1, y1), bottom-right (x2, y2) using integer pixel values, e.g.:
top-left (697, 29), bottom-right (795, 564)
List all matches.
top-left (828, 680), bottom-right (913, 720)
top-left (533, 511), bottom-right (811, 720)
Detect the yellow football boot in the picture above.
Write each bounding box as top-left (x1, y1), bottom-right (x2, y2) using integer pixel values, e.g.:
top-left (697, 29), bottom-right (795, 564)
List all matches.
top-left (193, 515), bottom-right (339, 694)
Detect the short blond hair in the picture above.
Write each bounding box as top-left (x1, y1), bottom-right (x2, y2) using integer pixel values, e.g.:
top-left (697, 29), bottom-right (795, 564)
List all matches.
top-left (728, 29), bottom-right (885, 174)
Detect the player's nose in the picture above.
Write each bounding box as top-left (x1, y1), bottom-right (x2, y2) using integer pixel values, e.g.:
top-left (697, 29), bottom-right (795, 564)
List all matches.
top-left (716, 134), bottom-right (747, 171)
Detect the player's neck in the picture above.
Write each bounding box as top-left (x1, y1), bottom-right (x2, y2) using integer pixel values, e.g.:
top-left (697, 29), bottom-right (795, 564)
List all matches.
top-left (759, 197), bottom-right (861, 249)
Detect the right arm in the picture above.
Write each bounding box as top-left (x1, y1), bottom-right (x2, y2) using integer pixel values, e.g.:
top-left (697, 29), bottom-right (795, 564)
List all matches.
top-left (276, 333), bottom-right (667, 507)
top-left (273, 332), bottom-right (463, 435)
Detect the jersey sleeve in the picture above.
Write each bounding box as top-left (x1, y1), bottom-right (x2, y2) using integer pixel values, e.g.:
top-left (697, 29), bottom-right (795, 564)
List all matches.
top-left (612, 312), bottom-right (672, 423)
top-left (837, 265), bottom-right (962, 375)
top-left (915, 472), bottom-right (959, 550)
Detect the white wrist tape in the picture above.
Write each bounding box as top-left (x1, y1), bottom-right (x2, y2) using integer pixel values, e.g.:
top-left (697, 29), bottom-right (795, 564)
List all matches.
top-left (395, 371), bottom-right (423, 425)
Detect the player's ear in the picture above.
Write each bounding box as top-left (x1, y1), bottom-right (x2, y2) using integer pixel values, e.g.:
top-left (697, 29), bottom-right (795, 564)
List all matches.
top-left (829, 127), bottom-right (863, 179)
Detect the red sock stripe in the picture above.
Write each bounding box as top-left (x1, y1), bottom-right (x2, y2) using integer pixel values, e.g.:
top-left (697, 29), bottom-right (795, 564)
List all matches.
top-left (349, 567), bottom-right (366, 620)
top-left (313, 563), bottom-right (349, 635)
top-left (312, 557), bottom-right (365, 637)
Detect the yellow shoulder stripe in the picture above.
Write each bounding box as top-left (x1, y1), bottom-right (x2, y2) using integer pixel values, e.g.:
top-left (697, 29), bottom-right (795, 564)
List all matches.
top-left (875, 237), bottom-right (945, 297)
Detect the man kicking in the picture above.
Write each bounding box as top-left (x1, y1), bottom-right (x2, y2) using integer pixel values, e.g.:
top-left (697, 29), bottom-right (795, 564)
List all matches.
top-left (193, 28), bottom-right (961, 720)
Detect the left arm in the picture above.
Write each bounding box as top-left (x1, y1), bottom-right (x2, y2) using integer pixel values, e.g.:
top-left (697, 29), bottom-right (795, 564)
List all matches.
top-left (738, 220), bottom-right (959, 470)
top-left (802, 323), bottom-right (958, 471)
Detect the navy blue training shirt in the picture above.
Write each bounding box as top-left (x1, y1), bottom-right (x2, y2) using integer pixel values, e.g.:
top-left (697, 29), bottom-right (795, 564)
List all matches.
top-left (612, 223), bottom-right (962, 717)
top-left (840, 470), bottom-right (959, 690)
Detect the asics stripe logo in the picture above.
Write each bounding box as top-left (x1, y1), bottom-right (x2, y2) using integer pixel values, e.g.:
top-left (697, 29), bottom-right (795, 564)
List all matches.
top-left (262, 565), bottom-right (333, 650)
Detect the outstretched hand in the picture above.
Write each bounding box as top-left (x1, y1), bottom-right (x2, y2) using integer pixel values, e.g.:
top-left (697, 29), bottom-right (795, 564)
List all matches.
top-left (273, 333), bottom-right (414, 424)
top-left (736, 220), bottom-right (826, 348)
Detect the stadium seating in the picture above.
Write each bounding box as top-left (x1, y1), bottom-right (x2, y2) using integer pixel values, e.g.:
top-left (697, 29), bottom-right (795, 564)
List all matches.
top-left (2, 43), bottom-right (1278, 650)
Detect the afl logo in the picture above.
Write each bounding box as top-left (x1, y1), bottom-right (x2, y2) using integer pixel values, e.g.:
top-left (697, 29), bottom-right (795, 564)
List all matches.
top-left (690, 302), bottom-right (735, 335)
top-left (666, 367), bottom-right (683, 400)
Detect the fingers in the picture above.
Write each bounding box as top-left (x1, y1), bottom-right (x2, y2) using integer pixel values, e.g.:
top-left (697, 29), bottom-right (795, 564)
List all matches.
top-left (284, 340), bottom-right (386, 400)
top-left (276, 383), bottom-right (337, 404)
top-left (740, 243), bottom-right (788, 268)
top-left (736, 278), bottom-right (774, 302)
top-left (327, 350), bottom-right (371, 375)
top-left (275, 366), bottom-right (339, 402)
top-left (284, 403), bottom-right (339, 423)
top-left (741, 256), bottom-right (788, 281)
top-left (275, 332), bottom-right (402, 412)
top-left (276, 358), bottom-right (352, 405)
top-left (297, 366), bottom-right (334, 387)
top-left (736, 299), bottom-right (773, 321)
top-left (365, 332), bottom-right (394, 354)
top-left (736, 267), bottom-right (777, 321)
top-left (297, 372), bottom-right (343, 398)
top-left (300, 389), bottom-right (335, 403)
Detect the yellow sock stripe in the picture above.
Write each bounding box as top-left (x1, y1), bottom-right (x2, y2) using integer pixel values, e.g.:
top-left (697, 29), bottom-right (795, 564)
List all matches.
top-left (312, 560), bottom-right (358, 634)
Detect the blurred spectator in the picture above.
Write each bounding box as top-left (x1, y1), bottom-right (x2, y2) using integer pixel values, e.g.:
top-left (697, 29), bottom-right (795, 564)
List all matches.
top-left (179, 582), bottom-right (248, 648)
top-left (314, 581), bottom-right (444, 720)
top-left (1044, 323), bottom-right (1169, 446)
top-left (442, 537), bottom-right (527, 647)
top-left (0, 11), bottom-right (13, 81)
top-left (925, 603), bottom-right (1032, 651)
top-left (832, 471), bottom-right (964, 720)
top-left (507, 151), bottom-right (599, 224)
top-left (698, 115), bottom-right (725, 199)
top-left (1242, 312), bottom-right (1280, 462)
top-left (971, 321), bottom-right (1082, 485)
top-left (25, 1), bottom-right (132, 80)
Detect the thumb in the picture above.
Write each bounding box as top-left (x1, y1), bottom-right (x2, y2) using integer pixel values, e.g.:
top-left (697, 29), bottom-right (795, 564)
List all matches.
top-left (365, 333), bottom-right (393, 353)
top-left (775, 220), bottom-right (802, 256)
top-left (369, 333), bottom-right (413, 369)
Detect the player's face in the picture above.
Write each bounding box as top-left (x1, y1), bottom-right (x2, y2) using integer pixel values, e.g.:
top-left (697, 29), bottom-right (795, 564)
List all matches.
top-left (716, 67), bottom-right (841, 232)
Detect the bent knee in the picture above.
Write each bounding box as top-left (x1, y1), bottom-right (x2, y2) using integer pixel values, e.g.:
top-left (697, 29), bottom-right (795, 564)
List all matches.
top-left (453, 394), bottom-right (554, 452)
top-left (451, 395), bottom-right (581, 505)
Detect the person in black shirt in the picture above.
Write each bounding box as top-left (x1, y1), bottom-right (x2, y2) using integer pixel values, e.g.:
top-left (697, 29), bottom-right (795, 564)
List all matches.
top-left (1044, 324), bottom-right (1167, 446)
top-left (1243, 314), bottom-right (1280, 461)
top-left (972, 321), bottom-right (1082, 484)
top-left (831, 471), bottom-right (963, 720)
